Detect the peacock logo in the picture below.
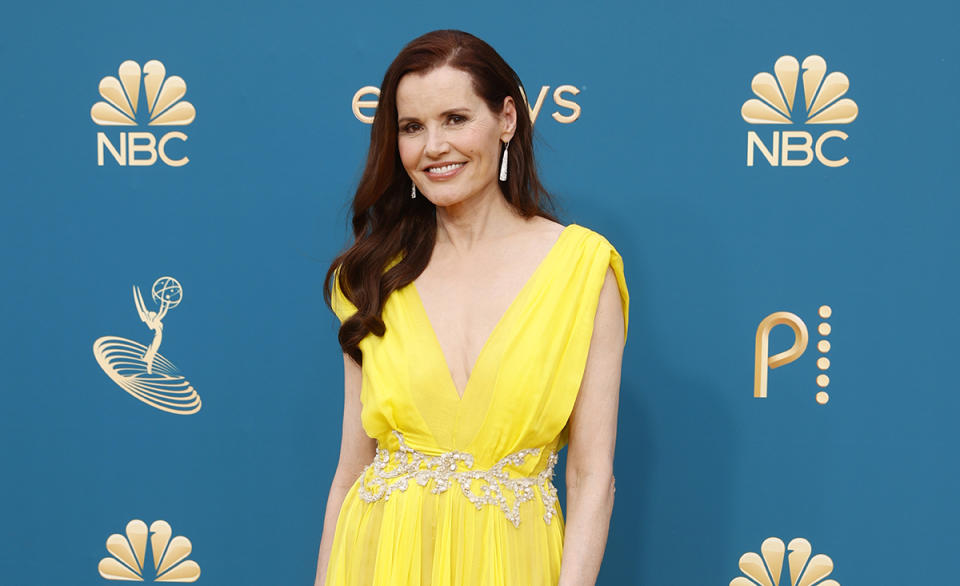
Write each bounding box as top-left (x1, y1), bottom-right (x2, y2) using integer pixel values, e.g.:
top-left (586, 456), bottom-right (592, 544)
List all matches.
top-left (730, 537), bottom-right (839, 586)
top-left (91, 60), bottom-right (195, 166)
top-left (741, 55), bottom-right (858, 167)
top-left (91, 60), bottom-right (195, 126)
top-left (98, 519), bottom-right (201, 582)
top-left (741, 55), bottom-right (857, 125)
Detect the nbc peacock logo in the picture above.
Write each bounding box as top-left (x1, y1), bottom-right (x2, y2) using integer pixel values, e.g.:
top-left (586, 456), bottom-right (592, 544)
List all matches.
top-left (741, 55), bottom-right (858, 167)
top-left (98, 519), bottom-right (201, 582)
top-left (731, 537), bottom-right (839, 586)
top-left (91, 60), bottom-right (195, 167)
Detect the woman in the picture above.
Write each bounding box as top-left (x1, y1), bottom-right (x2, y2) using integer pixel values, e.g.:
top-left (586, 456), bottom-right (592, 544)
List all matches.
top-left (315, 29), bottom-right (629, 586)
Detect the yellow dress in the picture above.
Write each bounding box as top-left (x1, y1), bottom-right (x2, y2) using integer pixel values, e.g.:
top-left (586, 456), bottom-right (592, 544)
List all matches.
top-left (324, 223), bottom-right (629, 586)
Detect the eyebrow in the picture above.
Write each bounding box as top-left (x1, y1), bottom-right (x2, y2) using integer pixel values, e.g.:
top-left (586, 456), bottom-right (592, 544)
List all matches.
top-left (398, 108), bottom-right (472, 125)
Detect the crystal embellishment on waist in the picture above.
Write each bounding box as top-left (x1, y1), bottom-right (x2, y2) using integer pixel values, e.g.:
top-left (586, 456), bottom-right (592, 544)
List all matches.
top-left (357, 430), bottom-right (559, 528)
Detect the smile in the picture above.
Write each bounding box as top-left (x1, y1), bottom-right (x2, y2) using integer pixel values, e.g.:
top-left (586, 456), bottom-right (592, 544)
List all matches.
top-left (424, 162), bottom-right (466, 178)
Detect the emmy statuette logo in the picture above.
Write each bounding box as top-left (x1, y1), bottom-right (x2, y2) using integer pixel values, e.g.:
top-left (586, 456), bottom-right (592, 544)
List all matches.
top-left (352, 83), bottom-right (582, 124)
top-left (93, 276), bottom-right (201, 414)
top-left (91, 60), bottom-right (196, 167)
top-left (731, 537), bottom-right (839, 586)
top-left (741, 55), bottom-right (858, 167)
top-left (98, 519), bottom-right (200, 582)
top-left (754, 305), bottom-right (832, 404)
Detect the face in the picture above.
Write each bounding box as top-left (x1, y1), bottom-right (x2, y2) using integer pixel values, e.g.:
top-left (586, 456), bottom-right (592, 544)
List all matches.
top-left (396, 65), bottom-right (516, 208)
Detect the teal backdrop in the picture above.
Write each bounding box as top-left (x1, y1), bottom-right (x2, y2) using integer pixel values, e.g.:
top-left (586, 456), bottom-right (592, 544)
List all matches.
top-left (1, 0), bottom-right (957, 584)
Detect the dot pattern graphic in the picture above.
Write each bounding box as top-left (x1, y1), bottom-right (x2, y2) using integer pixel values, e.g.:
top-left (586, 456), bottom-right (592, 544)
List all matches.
top-left (816, 305), bottom-right (832, 404)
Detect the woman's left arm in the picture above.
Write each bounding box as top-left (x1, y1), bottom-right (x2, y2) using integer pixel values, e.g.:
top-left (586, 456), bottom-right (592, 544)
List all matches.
top-left (557, 266), bottom-right (626, 586)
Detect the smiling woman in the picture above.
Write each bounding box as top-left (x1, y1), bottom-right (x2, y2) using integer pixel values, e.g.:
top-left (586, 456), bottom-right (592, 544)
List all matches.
top-left (396, 66), bottom-right (515, 208)
top-left (316, 30), bottom-right (629, 586)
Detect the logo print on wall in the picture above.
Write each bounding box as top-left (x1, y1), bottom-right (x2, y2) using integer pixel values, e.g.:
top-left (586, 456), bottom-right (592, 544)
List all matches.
top-left (91, 60), bottom-right (195, 167)
top-left (731, 537), bottom-right (839, 586)
top-left (741, 56), bottom-right (858, 167)
top-left (754, 305), bottom-right (832, 404)
top-left (98, 519), bottom-right (201, 582)
top-left (93, 276), bottom-right (201, 414)
top-left (351, 84), bottom-right (582, 124)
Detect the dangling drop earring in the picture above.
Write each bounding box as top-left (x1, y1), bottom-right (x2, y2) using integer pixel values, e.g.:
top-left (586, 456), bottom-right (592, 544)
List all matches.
top-left (410, 182), bottom-right (417, 199)
top-left (499, 139), bottom-right (510, 181)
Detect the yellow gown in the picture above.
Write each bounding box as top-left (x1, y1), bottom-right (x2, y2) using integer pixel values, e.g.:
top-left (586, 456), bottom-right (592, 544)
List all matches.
top-left (324, 223), bottom-right (629, 586)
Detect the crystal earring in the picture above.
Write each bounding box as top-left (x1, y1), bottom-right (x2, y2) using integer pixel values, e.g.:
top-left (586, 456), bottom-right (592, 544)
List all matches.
top-left (499, 140), bottom-right (509, 181)
top-left (410, 182), bottom-right (417, 199)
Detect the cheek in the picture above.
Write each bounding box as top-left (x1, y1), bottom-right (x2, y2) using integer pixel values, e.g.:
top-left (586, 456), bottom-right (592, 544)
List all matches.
top-left (397, 138), bottom-right (420, 171)
top-left (461, 128), bottom-right (498, 161)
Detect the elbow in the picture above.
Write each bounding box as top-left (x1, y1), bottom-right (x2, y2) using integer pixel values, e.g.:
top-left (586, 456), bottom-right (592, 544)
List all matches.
top-left (332, 464), bottom-right (366, 490)
top-left (566, 466), bottom-right (616, 502)
top-left (606, 473), bottom-right (617, 511)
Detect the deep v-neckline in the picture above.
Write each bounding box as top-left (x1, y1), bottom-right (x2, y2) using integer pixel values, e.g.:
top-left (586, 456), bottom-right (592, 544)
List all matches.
top-left (409, 224), bottom-right (575, 402)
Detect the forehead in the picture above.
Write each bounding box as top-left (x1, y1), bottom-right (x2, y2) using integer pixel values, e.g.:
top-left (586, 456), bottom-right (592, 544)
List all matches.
top-left (396, 65), bottom-right (485, 116)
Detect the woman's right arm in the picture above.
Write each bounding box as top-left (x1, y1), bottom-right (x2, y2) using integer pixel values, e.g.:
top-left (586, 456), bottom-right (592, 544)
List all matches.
top-left (314, 353), bottom-right (377, 586)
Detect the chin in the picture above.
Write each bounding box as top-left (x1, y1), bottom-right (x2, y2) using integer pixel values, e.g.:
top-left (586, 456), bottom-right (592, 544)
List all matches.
top-left (420, 184), bottom-right (468, 204)
top-left (426, 193), bottom-right (470, 208)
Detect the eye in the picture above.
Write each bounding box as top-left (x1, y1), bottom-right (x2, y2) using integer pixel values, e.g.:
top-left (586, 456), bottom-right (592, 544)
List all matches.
top-left (400, 122), bottom-right (422, 134)
top-left (447, 114), bottom-right (467, 125)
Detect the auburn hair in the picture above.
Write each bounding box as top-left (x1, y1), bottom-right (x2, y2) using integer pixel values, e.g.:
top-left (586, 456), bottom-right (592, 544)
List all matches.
top-left (324, 29), bottom-right (561, 364)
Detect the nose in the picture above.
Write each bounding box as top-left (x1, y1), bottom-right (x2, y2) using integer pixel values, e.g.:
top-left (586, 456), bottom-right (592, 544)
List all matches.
top-left (424, 126), bottom-right (449, 158)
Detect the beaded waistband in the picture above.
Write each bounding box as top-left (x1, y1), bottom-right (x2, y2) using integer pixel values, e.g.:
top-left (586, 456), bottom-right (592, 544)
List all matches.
top-left (356, 430), bottom-right (559, 528)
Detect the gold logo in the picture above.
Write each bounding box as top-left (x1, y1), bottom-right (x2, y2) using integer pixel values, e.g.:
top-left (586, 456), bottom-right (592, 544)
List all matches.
top-left (351, 84), bottom-right (582, 124)
top-left (742, 55), bottom-right (857, 167)
top-left (91, 60), bottom-right (194, 166)
top-left (93, 277), bottom-right (201, 414)
top-left (741, 56), bottom-right (857, 124)
top-left (98, 519), bottom-right (201, 582)
top-left (754, 305), bottom-right (832, 404)
top-left (731, 537), bottom-right (839, 586)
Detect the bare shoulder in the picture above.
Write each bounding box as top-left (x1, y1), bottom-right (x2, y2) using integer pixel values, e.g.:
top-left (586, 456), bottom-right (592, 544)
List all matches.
top-left (524, 216), bottom-right (567, 242)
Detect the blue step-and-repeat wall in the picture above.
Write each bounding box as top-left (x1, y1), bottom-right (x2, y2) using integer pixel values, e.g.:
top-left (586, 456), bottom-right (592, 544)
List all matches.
top-left (2, 0), bottom-right (957, 584)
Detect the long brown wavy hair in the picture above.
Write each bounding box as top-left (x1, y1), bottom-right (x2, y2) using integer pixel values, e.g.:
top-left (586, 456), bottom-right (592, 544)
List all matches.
top-left (324, 29), bottom-right (561, 365)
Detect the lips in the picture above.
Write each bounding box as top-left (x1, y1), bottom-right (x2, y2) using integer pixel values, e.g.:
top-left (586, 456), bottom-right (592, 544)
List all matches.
top-left (423, 162), bottom-right (466, 178)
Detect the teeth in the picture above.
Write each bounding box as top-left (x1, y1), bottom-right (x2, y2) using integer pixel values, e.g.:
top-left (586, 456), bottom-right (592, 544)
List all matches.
top-left (427, 163), bottom-right (464, 174)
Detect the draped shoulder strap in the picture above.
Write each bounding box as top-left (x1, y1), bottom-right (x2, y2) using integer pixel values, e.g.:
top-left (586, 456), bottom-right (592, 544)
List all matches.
top-left (531, 224), bottom-right (630, 451)
top-left (565, 225), bottom-right (629, 342)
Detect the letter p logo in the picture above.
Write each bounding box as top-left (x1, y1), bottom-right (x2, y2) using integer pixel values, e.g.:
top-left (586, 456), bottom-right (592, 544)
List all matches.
top-left (754, 312), bottom-right (809, 399)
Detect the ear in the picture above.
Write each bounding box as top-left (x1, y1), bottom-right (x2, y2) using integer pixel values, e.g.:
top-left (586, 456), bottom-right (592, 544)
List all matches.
top-left (500, 96), bottom-right (517, 143)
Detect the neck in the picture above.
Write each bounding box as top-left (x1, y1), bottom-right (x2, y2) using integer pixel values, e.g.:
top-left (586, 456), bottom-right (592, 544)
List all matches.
top-left (433, 186), bottom-right (527, 252)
